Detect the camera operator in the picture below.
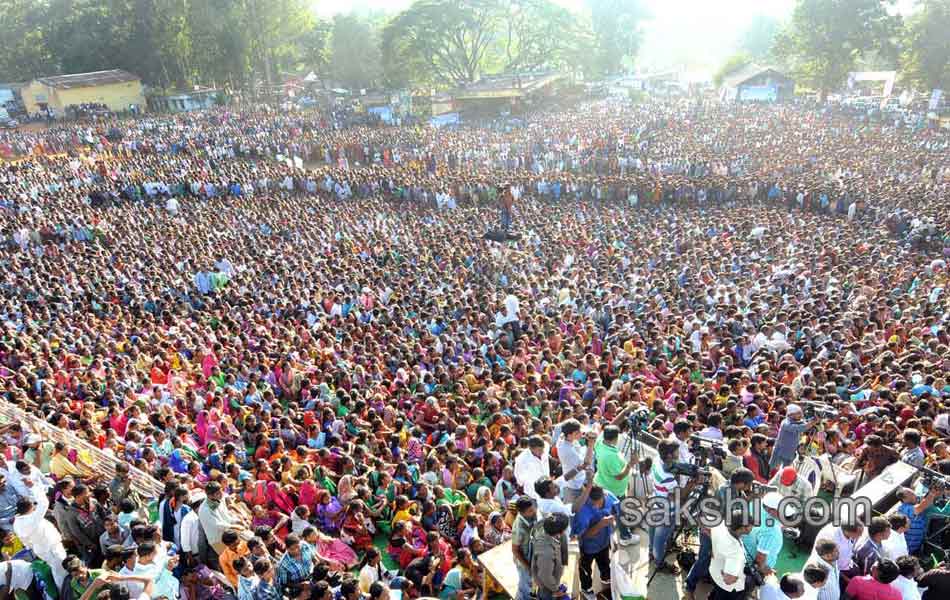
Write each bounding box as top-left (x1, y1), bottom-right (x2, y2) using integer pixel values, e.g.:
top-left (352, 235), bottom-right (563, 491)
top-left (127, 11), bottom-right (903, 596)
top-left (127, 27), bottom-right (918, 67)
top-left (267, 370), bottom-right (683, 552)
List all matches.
top-left (710, 508), bottom-right (755, 600)
top-left (686, 468), bottom-right (756, 600)
top-left (648, 439), bottom-right (698, 575)
top-left (770, 404), bottom-right (819, 470)
top-left (556, 420), bottom-right (596, 505)
top-left (593, 426), bottom-right (635, 500)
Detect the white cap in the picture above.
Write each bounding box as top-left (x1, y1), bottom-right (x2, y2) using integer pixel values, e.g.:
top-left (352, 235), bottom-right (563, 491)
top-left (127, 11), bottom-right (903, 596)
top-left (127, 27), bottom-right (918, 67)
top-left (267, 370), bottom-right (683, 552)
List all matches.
top-left (787, 403), bottom-right (803, 415)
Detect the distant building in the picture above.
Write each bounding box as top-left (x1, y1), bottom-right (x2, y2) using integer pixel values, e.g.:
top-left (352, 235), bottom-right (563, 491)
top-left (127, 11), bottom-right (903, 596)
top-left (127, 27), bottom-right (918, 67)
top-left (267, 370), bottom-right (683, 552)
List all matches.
top-left (149, 87), bottom-right (220, 113)
top-left (22, 69), bottom-right (145, 117)
top-left (451, 72), bottom-right (567, 116)
top-left (720, 65), bottom-right (794, 102)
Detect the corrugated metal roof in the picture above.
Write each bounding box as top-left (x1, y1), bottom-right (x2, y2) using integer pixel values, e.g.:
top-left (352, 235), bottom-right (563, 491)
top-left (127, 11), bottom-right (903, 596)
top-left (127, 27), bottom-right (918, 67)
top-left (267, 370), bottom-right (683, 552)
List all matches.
top-left (722, 64), bottom-right (790, 89)
top-left (36, 69), bottom-right (140, 90)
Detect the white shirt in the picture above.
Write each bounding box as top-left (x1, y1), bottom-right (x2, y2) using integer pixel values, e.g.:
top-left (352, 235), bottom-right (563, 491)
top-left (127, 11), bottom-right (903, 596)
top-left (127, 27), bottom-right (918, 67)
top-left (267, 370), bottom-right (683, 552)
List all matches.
top-left (710, 523), bottom-right (746, 592)
top-left (892, 575), bottom-right (921, 600)
top-left (514, 447), bottom-right (550, 499)
top-left (555, 437), bottom-right (587, 490)
top-left (13, 488), bottom-right (62, 557)
top-left (0, 560), bottom-right (34, 590)
top-left (503, 294), bottom-right (520, 324)
top-left (179, 509), bottom-right (201, 554)
top-left (883, 530), bottom-right (908, 560)
top-left (760, 581), bottom-right (792, 600)
top-left (537, 496), bottom-right (573, 518)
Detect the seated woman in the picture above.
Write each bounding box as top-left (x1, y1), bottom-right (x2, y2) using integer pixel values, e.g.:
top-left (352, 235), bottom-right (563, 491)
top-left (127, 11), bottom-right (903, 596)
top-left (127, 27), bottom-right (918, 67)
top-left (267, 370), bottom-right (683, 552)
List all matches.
top-left (482, 512), bottom-right (510, 549)
top-left (301, 525), bottom-right (358, 572)
top-left (341, 501), bottom-right (375, 553)
top-left (313, 488), bottom-right (345, 534)
top-left (250, 504), bottom-right (290, 542)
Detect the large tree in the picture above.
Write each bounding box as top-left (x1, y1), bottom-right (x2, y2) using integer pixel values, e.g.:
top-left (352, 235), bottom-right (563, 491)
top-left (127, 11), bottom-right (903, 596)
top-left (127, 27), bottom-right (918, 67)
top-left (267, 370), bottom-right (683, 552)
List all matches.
top-left (585, 0), bottom-right (648, 76)
top-left (739, 15), bottom-right (781, 61)
top-left (381, 0), bottom-right (504, 86)
top-left (330, 14), bottom-right (383, 90)
top-left (773, 0), bottom-right (902, 97)
top-left (498, 0), bottom-right (596, 75)
top-left (900, 0), bottom-right (950, 91)
top-left (0, 0), bottom-right (55, 81)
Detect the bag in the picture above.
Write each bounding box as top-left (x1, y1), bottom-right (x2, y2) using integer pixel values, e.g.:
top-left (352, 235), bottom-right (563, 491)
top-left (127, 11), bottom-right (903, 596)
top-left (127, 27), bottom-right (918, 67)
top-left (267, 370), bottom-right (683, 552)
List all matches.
top-left (611, 548), bottom-right (646, 600)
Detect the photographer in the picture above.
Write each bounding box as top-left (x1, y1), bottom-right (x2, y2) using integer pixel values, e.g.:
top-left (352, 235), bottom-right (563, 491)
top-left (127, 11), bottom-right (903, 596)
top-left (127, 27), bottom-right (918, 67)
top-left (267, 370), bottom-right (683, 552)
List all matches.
top-left (710, 508), bottom-right (754, 600)
top-left (556, 420), bottom-right (596, 505)
top-left (770, 404), bottom-right (818, 470)
top-left (593, 426), bottom-right (635, 500)
top-left (648, 439), bottom-right (697, 575)
top-left (686, 468), bottom-right (755, 600)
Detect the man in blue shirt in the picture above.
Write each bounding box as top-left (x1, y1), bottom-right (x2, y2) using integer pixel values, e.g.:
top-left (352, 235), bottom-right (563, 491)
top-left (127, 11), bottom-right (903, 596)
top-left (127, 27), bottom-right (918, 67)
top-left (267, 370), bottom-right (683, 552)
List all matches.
top-left (770, 404), bottom-right (817, 469)
top-left (743, 492), bottom-right (785, 577)
top-left (571, 486), bottom-right (618, 599)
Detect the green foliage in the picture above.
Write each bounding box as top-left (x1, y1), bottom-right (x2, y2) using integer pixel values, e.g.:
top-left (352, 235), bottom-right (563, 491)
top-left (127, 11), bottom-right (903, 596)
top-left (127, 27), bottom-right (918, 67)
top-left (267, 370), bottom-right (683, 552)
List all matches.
top-left (382, 0), bottom-right (505, 87)
top-left (585, 0), bottom-right (648, 76)
top-left (0, 0), bottom-right (322, 90)
top-left (739, 15), bottom-right (781, 60)
top-left (773, 0), bottom-right (902, 96)
top-left (714, 53), bottom-right (753, 87)
top-left (331, 14), bottom-right (383, 90)
top-left (900, 0), bottom-right (950, 90)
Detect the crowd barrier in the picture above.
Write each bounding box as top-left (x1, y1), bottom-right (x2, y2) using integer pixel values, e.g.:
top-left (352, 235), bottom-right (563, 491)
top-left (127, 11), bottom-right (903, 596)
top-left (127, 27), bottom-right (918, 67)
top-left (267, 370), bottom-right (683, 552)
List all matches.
top-left (0, 401), bottom-right (165, 498)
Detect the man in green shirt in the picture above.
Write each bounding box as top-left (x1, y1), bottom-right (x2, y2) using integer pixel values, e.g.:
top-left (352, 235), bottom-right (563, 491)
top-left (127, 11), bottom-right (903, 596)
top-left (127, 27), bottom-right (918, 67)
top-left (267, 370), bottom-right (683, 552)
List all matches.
top-left (594, 426), bottom-right (634, 498)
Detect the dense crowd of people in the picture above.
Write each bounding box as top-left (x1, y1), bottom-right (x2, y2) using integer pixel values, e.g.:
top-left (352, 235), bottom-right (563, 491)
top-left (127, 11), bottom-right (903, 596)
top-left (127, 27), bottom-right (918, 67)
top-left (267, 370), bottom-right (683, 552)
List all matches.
top-left (0, 96), bottom-right (946, 600)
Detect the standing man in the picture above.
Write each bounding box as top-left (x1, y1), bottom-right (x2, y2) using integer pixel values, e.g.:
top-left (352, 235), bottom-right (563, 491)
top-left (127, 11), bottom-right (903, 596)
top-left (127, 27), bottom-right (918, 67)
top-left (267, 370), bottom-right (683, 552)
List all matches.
top-left (531, 512), bottom-right (570, 600)
top-left (808, 539), bottom-right (842, 600)
top-left (593, 426), bottom-right (634, 499)
top-left (686, 468), bottom-right (755, 600)
top-left (710, 509), bottom-right (754, 600)
top-left (571, 487), bottom-right (617, 600)
top-left (770, 405), bottom-right (817, 470)
top-left (744, 492), bottom-right (785, 578)
top-left (853, 517), bottom-right (892, 576)
top-left (514, 437), bottom-right (550, 500)
top-left (13, 491), bottom-right (68, 587)
top-left (556, 420), bottom-right (595, 505)
top-left (648, 439), bottom-right (695, 575)
top-left (511, 496), bottom-right (538, 600)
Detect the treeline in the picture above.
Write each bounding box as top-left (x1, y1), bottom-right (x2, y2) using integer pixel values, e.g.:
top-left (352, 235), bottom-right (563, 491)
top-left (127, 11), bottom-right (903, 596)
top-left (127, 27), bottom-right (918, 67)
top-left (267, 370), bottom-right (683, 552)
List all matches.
top-left (0, 0), bottom-right (647, 90)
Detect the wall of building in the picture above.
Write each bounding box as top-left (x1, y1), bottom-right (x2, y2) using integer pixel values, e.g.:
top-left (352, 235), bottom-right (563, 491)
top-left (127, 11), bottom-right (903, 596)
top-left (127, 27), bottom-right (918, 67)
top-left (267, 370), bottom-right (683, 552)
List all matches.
top-left (23, 80), bottom-right (145, 116)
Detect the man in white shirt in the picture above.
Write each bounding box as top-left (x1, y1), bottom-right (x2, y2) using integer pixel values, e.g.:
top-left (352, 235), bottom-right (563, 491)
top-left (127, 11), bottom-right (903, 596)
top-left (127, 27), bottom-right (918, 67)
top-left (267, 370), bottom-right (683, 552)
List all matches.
top-left (710, 510), bottom-right (753, 600)
top-left (813, 522), bottom-right (863, 573)
top-left (808, 539), bottom-right (842, 600)
top-left (555, 420), bottom-right (595, 504)
top-left (892, 556), bottom-right (921, 600)
top-left (13, 489), bottom-right (68, 586)
top-left (514, 436), bottom-right (550, 500)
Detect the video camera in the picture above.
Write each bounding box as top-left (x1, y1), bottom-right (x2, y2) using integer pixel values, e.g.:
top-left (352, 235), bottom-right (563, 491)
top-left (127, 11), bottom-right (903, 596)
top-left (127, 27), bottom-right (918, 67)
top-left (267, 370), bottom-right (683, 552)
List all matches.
top-left (625, 407), bottom-right (651, 433)
top-left (689, 434), bottom-right (728, 462)
top-left (801, 400), bottom-right (838, 419)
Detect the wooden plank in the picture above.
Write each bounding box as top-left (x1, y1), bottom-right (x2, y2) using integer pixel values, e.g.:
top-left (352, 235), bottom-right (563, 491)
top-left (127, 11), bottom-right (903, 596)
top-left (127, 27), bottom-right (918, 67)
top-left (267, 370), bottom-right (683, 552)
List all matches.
top-left (476, 538), bottom-right (580, 598)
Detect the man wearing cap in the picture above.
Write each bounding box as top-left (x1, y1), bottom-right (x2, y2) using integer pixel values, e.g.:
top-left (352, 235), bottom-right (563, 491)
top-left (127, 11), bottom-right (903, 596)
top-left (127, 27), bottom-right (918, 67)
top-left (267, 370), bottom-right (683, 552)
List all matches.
top-left (743, 492), bottom-right (785, 578)
top-left (769, 467), bottom-right (812, 505)
top-left (770, 405), bottom-right (817, 470)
